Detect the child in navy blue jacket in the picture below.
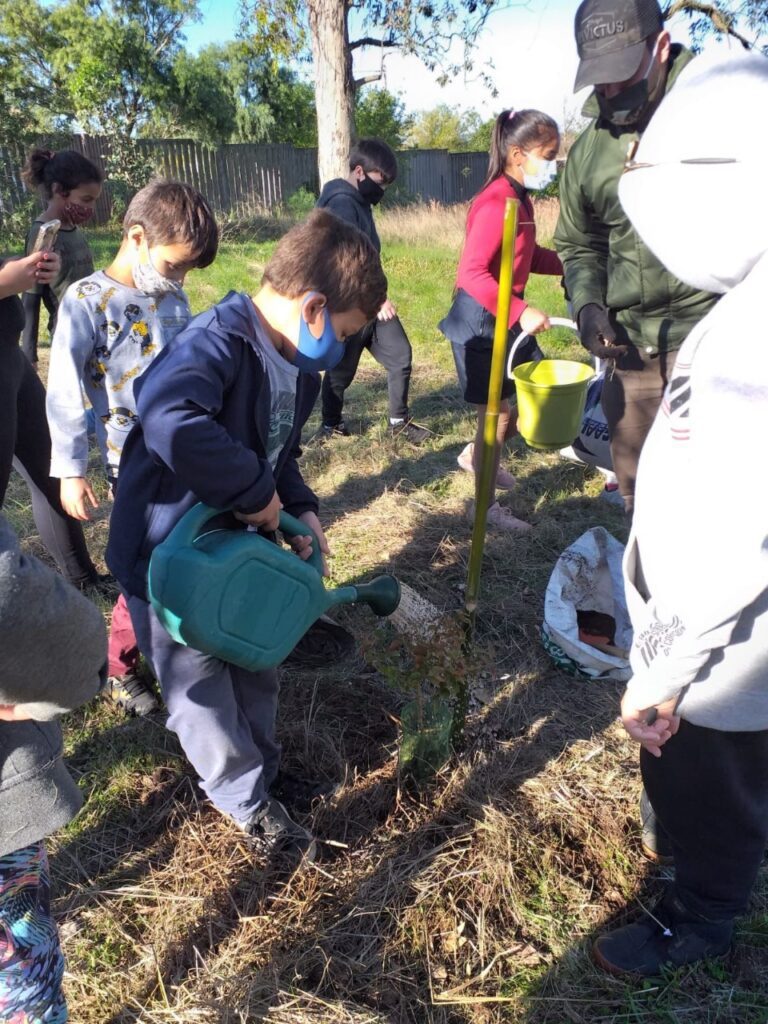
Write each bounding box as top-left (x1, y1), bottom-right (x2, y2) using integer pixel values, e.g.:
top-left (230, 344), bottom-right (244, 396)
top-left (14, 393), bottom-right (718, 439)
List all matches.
top-left (107, 210), bottom-right (386, 862)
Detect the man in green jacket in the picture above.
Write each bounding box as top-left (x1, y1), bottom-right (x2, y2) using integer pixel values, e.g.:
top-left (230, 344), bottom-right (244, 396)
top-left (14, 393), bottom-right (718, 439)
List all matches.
top-left (555, 0), bottom-right (718, 516)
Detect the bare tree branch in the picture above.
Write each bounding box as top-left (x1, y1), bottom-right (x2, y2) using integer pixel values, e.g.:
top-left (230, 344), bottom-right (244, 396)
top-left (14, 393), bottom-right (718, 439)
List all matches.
top-left (663, 0), bottom-right (753, 49)
top-left (348, 35), bottom-right (399, 49)
top-left (354, 71), bottom-right (384, 85)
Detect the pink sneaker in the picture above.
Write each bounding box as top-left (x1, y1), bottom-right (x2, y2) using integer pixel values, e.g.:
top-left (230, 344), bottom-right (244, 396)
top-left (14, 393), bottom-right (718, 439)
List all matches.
top-left (468, 501), bottom-right (532, 532)
top-left (457, 443), bottom-right (516, 490)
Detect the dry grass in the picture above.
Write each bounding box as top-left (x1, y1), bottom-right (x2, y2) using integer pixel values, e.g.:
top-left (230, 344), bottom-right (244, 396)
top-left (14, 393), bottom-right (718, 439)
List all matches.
top-left (8, 216), bottom-right (768, 1024)
top-left (377, 198), bottom-right (561, 251)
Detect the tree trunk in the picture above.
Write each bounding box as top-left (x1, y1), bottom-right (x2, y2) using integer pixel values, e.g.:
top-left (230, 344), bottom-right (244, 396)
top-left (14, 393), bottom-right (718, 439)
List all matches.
top-left (308, 0), bottom-right (356, 188)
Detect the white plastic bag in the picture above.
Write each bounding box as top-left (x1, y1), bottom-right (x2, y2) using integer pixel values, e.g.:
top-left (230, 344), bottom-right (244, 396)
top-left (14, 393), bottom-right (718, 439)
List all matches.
top-left (569, 371), bottom-right (613, 471)
top-left (541, 526), bottom-right (632, 682)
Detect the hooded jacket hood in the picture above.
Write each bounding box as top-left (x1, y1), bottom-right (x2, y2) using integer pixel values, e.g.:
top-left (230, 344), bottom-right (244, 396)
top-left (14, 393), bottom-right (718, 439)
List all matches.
top-left (316, 178), bottom-right (381, 253)
top-left (619, 52), bottom-right (768, 293)
top-left (318, 178), bottom-right (367, 208)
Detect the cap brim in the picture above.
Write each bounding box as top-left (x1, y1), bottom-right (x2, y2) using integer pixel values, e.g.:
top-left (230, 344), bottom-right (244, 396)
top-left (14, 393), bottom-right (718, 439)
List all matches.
top-left (574, 38), bottom-right (648, 92)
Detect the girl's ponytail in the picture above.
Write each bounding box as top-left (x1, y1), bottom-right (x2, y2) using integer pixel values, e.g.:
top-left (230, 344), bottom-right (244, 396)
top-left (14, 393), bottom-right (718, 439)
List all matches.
top-left (485, 110), bottom-right (514, 190)
top-left (22, 148), bottom-right (103, 198)
top-left (480, 108), bottom-right (559, 190)
top-left (22, 148), bottom-right (56, 189)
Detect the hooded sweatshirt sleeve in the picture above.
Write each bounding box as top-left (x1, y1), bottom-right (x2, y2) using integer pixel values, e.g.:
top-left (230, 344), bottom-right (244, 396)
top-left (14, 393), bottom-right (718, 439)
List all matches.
top-left (136, 324), bottom-right (277, 513)
top-left (0, 515), bottom-right (106, 718)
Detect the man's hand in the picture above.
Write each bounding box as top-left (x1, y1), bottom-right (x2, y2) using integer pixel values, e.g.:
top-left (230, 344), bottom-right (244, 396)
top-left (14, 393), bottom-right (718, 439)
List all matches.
top-left (620, 691), bottom-right (681, 758)
top-left (577, 303), bottom-right (629, 359)
top-left (61, 477), bottom-right (99, 521)
top-left (377, 298), bottom-right (397, 322)
top-left (519, 305), bottom-right (550, 335)
top-left (234, 491), bottom-right (281, 533)
top-left (287, 510), bottom-right (331, 577)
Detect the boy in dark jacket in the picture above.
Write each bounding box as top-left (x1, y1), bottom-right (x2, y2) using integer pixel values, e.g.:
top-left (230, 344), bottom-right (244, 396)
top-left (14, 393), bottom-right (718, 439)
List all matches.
top-left (316, 138), bottom-right (429, 444)
top-left (0, 515), bottom-right (106, 1021)
top-left (106, 210), bottom-right (387, 861)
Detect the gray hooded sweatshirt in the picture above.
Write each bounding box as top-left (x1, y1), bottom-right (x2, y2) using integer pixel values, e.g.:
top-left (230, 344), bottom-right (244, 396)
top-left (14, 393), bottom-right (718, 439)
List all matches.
top-left (618, 54), bottom-right (768, 729)
top-left (0, 515), bottom-right (106, 857)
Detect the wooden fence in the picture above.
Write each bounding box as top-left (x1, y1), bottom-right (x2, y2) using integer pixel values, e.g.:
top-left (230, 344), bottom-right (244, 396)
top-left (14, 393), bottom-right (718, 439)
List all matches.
top-left (0, 135), bottom-right (490, 223)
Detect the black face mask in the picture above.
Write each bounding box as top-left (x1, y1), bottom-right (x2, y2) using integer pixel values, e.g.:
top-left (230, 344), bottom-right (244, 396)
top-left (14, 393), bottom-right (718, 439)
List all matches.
top-left (597, 78), bottom-right (653, 126)
top-left (596, 45), bottom-right (664, 127)
top-left (358, 174), bottom-right (385, 205)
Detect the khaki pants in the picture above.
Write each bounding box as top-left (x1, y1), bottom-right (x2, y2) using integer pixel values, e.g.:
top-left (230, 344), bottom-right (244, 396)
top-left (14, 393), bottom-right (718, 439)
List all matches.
top-left (601, 346), bottom-right (678, 516)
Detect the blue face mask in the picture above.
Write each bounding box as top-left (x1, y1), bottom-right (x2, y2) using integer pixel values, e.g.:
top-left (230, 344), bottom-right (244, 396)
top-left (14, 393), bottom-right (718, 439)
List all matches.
top-left (291, 293), bottom-right (345, 372)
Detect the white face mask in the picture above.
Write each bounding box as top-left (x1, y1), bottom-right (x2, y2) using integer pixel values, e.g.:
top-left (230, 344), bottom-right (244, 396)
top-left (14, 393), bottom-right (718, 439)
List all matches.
top-left (522, 154), bottom-right (557, 191)
top-left (132, 243), bottom-right (183, 297)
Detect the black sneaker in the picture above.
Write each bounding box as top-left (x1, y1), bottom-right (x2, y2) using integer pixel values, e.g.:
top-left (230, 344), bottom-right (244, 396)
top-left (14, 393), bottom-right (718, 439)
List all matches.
top-left (240, 798), bottom-right (316, 864)
top-left (270, 769), bottom-right (339, 813)
top-left (389, 419), bottom-right (430, 444)
top-left (77, 572), bottom-right (120, 600)
top-left (320, 421), bottom-right (351, 438)
top-left (593, 889), bottom-right (733, 978)
top-left (106, 673), bottom-right (159, 716)
top-left (284, 615), bottom-right (355, 668)
top-left (640, 789), bottom-right (674, 864)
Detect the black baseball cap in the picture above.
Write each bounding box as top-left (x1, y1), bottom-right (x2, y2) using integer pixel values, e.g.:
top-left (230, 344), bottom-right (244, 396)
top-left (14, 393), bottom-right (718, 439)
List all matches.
top-left (574, 0), bottom-right (664, 91)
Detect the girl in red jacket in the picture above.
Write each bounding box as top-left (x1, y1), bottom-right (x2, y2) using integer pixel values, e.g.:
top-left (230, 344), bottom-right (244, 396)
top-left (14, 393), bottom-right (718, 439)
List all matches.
top-left (439, 108), bottom-right (562, 531)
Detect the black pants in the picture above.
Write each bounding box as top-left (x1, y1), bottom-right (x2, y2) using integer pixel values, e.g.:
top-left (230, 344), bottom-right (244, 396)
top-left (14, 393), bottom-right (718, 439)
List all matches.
top-left (0, 340), bottom-right (96, 584)
top-left (601, 346), bottom-right (678, 516)
top-left (321, 316), bottom-right (412, 425)
top-left (642, 719), bottom-right (768, 921)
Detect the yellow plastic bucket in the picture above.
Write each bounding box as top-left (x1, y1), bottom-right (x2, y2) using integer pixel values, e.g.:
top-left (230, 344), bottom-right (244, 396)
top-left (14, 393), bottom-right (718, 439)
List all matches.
top-left (512, 359), bottom-right (594, 451)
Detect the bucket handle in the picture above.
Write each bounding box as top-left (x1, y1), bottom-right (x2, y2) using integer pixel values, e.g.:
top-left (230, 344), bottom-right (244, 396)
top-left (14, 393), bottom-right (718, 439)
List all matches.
top-left (506, 317), bottom-right (601, 379)
top-left (172, 502), bottom-right (324, 576)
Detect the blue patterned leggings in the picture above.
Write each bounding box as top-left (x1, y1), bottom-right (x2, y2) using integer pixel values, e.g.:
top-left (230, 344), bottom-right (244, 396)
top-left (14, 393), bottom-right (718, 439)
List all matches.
top-left (0, 842), bottom-right (67, 1023)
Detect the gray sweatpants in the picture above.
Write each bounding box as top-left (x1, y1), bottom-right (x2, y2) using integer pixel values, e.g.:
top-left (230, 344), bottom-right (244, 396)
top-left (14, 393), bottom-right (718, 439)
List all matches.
top-left (127, 595), bottom-right (281, 823)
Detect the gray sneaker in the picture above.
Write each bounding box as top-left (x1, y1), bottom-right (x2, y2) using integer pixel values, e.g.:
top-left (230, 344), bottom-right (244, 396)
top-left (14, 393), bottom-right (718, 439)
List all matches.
top-left (240, 798), bottom-right (316, 864)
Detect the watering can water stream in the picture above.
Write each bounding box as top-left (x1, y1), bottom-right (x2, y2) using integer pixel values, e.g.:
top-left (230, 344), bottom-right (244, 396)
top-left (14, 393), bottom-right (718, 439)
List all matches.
top-left (148, 503), bottom-right (401, 671)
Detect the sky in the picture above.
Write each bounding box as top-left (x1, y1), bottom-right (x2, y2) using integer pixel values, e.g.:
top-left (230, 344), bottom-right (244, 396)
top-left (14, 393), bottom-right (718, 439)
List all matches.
top-left (184, 0), bottom-right (757, 126)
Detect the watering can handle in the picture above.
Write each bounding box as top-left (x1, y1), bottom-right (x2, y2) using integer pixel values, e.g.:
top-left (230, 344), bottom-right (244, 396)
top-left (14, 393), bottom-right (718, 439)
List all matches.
top-left (276, 510), bottom-right (325, 576)
top-left (171, 503), bottom-right (324, 576)
top-left (506, 317), bottom-right (602, 379)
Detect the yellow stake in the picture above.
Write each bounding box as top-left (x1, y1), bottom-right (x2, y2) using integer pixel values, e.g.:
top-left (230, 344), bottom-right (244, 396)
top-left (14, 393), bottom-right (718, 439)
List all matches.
top-left (464, 196), bottom-right (519, 620)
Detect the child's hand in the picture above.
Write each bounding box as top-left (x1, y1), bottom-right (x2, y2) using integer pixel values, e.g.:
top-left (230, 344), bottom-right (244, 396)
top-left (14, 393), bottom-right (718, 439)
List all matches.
top-left (519, 306), bottom-right (551, 335)
top-left (234, 491), bottom-right (281, 532)
top-left (377, 298), bottom-right (397, 321)
top-left (33, 251), bottom-right (61, 285)
top-left (0, 251), bottom-right (61, 296)
top-left (0, 704), bottom-right (33, 722)
top-left (289, 511), bottom-right (330, 576)
top-left (620, 691), bottom-right (681, 758)
top-left (61, 477), bottom-right (99, 521)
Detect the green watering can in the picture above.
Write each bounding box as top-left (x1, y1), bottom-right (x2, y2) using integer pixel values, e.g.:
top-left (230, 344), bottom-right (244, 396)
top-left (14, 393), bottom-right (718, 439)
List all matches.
top-left (148, 503), bottom-right (401, 671)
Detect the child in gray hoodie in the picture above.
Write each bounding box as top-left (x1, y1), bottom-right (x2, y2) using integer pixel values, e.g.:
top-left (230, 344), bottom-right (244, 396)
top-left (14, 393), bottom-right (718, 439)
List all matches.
top-left (0, 514), bottom-right (106, 1021)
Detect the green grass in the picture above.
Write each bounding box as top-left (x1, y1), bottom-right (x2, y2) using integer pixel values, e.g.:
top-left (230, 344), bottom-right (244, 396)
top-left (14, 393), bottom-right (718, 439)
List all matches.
top-left (10, 209), bottom-right (768, 1024)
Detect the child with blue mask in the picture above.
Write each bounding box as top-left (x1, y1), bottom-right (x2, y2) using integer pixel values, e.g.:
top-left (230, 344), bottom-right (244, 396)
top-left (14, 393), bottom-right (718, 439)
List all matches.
top-left (106, 209), bottom-right (386, 865)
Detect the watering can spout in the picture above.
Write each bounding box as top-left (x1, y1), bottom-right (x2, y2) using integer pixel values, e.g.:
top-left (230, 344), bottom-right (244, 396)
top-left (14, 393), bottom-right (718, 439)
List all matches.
top-left (149, 504), bottom-right (403, 671)
top-left (354, 575), bottom-right (401, 617)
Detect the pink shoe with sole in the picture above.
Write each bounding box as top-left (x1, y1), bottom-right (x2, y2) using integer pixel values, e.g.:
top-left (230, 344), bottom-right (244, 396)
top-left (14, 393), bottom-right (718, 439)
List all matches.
top-left (467, 500), bottom-right (532, 532)
top-left (457, 443), bottom-right (516, 490)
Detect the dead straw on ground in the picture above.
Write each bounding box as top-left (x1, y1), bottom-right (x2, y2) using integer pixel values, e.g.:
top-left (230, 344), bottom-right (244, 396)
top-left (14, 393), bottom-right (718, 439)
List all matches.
top-left (10, 213), bottom-right (767, 1024)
